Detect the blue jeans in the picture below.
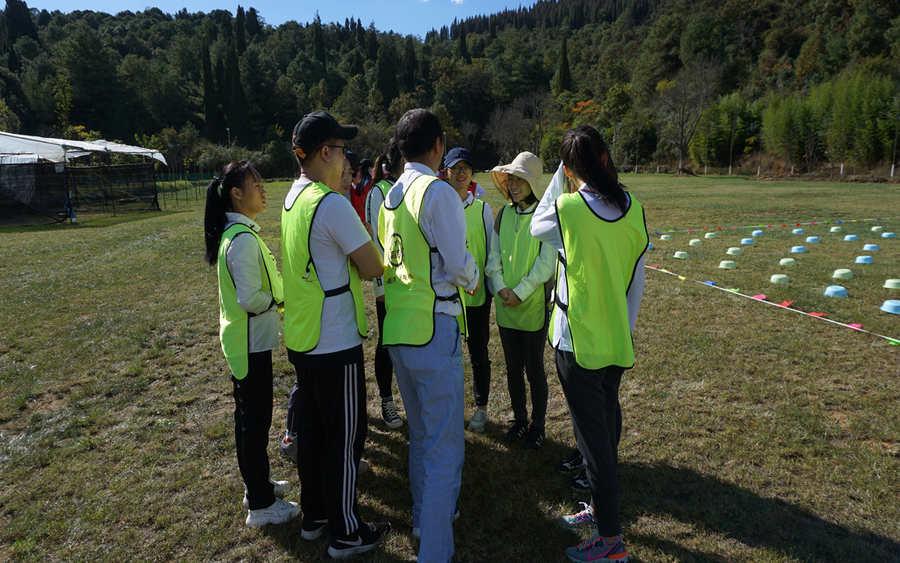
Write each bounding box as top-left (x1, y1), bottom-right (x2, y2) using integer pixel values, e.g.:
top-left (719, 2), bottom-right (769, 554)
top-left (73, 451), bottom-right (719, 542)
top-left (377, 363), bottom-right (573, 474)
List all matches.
top-left (389, 314), bottom-right (464, 563)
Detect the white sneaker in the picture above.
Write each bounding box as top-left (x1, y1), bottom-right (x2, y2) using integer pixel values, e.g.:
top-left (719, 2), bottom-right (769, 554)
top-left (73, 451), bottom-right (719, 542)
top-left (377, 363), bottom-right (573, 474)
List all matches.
top-left (467, 408), bottom-right (487, 433)
top-left (245, 497), bottom-right (300, 527)
top-left (243, 477), bottom-right (291, 508)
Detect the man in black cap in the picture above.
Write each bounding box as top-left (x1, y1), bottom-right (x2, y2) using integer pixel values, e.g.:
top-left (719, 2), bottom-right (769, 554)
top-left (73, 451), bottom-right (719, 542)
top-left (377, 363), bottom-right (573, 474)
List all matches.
top-left (281, 110), bottom-right (391, 558)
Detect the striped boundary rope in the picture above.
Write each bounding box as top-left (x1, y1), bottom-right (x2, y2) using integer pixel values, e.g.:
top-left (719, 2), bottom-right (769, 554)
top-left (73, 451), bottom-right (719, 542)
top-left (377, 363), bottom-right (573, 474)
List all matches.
top-left (646, 265), bottom-right (900, 346)
top-left (651, 217), bottom-right (897, 235)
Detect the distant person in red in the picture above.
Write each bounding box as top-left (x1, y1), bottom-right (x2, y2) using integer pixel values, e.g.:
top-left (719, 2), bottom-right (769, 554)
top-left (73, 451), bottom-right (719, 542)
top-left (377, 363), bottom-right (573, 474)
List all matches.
top-left (350, 157), bottom-right (374, 223)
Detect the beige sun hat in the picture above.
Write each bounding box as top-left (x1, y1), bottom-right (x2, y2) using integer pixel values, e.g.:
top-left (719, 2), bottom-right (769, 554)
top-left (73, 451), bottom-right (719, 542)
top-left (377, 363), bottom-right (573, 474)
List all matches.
top-left (490, 152), bottom-right (544, 200)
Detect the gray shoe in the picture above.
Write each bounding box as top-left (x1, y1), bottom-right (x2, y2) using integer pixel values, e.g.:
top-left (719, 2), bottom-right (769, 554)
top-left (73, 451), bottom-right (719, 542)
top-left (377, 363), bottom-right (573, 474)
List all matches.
top-left (243, 477), bottom-right (291, 508)
top-left (467, 408), bottom-right (487, 433)
top-left (381, 398), bottom-right (404, 429)
top-left (245, 497), bottom-right (300, 527)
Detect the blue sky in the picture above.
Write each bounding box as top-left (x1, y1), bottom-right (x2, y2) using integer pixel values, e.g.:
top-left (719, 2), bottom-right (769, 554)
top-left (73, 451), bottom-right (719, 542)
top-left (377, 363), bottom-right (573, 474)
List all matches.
top-left (29, 0), bottom-right (536, 38)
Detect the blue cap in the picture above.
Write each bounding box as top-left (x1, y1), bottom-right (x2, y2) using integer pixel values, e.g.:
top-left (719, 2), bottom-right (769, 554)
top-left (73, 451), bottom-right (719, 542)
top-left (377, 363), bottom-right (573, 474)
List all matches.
top-left (445, 147), bottom-right (473, 169)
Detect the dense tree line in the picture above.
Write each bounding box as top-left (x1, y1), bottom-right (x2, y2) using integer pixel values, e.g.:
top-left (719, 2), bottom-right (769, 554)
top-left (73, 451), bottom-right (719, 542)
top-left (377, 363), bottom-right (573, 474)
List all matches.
top-left (1, 0), bottom-right (900, 177)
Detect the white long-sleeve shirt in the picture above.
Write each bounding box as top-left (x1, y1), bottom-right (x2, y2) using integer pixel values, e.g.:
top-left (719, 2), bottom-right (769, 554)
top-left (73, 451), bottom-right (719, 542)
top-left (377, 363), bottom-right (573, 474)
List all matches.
top-left (530, 164), bottom-right (645, 352)
top-left (485, 201), bottom-right (556, 303)
top-left (224, 212), bottom-right (281, 353)
top-left (383, 162), bottom-right (479, 317)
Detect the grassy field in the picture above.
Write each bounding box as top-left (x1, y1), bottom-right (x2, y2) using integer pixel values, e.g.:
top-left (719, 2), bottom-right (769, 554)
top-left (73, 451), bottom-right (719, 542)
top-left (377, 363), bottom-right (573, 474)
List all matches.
top-left (1, 173), bottom-right (898, 562)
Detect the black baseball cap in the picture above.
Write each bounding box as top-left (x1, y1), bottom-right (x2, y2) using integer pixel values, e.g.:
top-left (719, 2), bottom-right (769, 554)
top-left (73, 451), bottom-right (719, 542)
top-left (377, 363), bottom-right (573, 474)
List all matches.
top-left (291, 110), bottom-right (357, 158)
top-left (445, 147), bottom-right (473, 169)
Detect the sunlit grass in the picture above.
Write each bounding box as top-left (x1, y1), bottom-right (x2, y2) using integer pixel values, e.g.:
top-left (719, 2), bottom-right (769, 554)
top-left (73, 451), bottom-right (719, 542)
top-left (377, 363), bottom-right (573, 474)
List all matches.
top-left (0, 174), bottom-right (898, 562)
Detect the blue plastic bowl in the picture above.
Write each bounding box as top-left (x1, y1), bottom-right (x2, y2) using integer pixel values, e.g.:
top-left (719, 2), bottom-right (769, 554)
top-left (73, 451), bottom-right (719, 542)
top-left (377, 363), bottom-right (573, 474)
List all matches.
top-left (790, 246), bottom-right (807, 253)
top-left (792, 228), bottom-right (804, 235)
top-left (883, 232), bottom-right (896, 238)
top-left (855, 256), bottom-right (873, 264)
top-left (863, 244), bottom-right (879, 252)
top-left (806, 236), bottom-right (819, 243)
top-left (752, 230), bottom-right (764, 237)
top-left (880, 300), bottom-right (900, 314)
top-left (824, 286), bottom-right (848, 298)
top-left (741, 238), bottom-right (754, 245)
top-left (844, 235), bottom-right (859, 241)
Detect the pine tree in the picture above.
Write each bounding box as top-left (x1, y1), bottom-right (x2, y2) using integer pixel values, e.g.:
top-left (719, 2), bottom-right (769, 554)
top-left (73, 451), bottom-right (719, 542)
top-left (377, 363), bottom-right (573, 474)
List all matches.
top-left (201, 38), bottom-right (219, 140)
top-left (224, 39), bottom-right (249, 143)
top-left (458, 23), bottom-right (470, 63)
top-left (402, 36), bottom-right (418, 92)
top-left (246, 7), bottom-right (262, 39)
top-left (373, 35), bottom-right (398, 112)
top-left (365, 25), bottom-right (379, 62)
top-left (235, 6), bottom-right (246, 54)
top-left (313, 14), bottom-right (327, 67)
top-left (553, 34), bottom-right (573, 94)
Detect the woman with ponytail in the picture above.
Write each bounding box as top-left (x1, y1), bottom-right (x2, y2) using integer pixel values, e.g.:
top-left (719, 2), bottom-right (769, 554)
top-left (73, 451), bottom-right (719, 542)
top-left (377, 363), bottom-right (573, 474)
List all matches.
top-left (531, 126), bottom-right (648, 563)
top-left (203, 160), bottom-right (299, 528)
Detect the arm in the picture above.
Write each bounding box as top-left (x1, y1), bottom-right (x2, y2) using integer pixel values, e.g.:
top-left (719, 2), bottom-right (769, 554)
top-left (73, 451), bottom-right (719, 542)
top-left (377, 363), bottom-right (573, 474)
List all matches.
top-left (482, 202), bottom-right (495, 296)
top-left (367, 188), bottom-right (387, 298)
top-left (425, 182), bottom-right (478, 291)
top-left (485, 212), bottom-right (507, 297)
top-left (349, 240), bottom-right (384, 280)
top-left (531, 162), bottom-right (567, 252)
top-left (627, 255), bottom-right (646, 333)
top-left (226, 234), bottom-right (277, 314)
top-left (511, 240), bottom-right (556, 302)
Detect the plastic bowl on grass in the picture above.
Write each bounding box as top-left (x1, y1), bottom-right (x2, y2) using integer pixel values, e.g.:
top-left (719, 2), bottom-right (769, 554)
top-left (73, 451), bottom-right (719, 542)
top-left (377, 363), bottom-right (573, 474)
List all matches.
top-left (741, 238), bottom-right (754, 245)
top-left (871, 226), bottom-right (883, 233)
top-left (689, 239), bottom-right (703, 246)
top-left (779, 258), bottom-right (797, 267)
top-left (806, 236), bottom-right (819, 243)
top-left (844, 234), bottom-right (859, 241)
top-left (719, 260), bottom-right (736, 269)
top-left (705, 232), bottom-right (717, 239)
top-left (770, 274), bottom-right (789, 284)
top-left (752, 230), bottom-right (764, 237)
top-left (790, 246), bottom-right (807, 253)
top-left (884, 279), bottom-right (900, 289)
top-left (660, 234), bottom-right (672, 241)
top-left (824, 286), bottom-right (848, 297)
top-left (647, 243), bottom-right (653, 250)
top-left (830, 226), bottom-right (843, 233)
top-left (883, 232), bottom-right (896, 238)
top-left (833, 269), bottom-right (854, 280)
top-left (880, 300), bottom-right (900, 314)
top-left (855, 256), bottom-right (874, 264)
top-left (863, 244), bottom-right (879, 252)
top-left (792, 228), bottom-right (804, 235)
top-left (727, 247), bottom-right (742, 256)
top-left (673, 251), bottom-right (688, 259)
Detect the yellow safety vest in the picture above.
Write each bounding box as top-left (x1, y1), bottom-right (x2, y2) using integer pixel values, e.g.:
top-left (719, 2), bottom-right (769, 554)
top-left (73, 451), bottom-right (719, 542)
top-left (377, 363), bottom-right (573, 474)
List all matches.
top-left (550, 192), bottom-right (648, 370)
top-left (281, 182), bottom-right (367, 353)
top-left (217, 223), bottom-right (283, 378)
top-left (495, 204), bottom-right (547, 332)
top-left (379, 174), bottom-right (464, 345)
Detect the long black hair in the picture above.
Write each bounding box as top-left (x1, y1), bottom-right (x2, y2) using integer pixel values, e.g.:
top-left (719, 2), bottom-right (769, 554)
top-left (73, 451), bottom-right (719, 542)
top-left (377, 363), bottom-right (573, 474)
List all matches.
top-left (203, 160), bottom-right (262, 266)
top-left (559, 125), bottom-right (627, 213)
top-left (373, 137), bottom-right (404, 183)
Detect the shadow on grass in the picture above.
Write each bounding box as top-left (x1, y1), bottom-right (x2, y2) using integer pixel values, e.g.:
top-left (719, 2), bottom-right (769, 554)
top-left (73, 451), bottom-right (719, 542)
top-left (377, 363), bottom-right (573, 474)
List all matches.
top-left (620, 461), bottom-right (900, 562)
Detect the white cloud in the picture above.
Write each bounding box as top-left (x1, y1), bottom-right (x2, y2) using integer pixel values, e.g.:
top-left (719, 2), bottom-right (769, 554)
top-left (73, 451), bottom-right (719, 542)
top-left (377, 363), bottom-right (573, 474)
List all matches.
top-left (451, 0), bottom-right (464, 4)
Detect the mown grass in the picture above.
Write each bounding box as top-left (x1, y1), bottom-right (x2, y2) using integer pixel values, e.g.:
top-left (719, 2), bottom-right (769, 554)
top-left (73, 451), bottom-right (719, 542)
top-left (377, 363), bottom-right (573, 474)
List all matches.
top-left (0, 174), bottom-right (898, 562)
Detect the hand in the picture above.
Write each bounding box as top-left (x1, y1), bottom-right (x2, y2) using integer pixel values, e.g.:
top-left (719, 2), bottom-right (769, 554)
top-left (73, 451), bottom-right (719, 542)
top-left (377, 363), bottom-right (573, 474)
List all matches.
top-left (362, 221), bottom-right (373, 238)
top-left (503, 290), bottom-right (522, 307)
top-left (465, 277), bottom-right (481, 296)
top-left (376, 295), bottom-right (385, 303)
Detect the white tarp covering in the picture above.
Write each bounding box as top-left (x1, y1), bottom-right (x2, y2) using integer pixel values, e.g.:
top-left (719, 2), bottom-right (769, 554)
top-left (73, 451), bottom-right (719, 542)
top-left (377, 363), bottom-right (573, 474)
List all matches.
top-left (0, 132), bottom-right (168, 165)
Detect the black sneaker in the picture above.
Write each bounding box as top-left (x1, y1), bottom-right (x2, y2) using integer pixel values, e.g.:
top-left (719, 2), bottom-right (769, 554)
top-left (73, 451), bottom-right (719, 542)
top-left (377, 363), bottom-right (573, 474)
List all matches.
top-left (503, 421), bottom-right (528, 443)
top-left (522, 426), bottom-right (544, 450)
top-left (556, 449), bottom-right (584, 474)
top-left (570, 470), bottom-right (589, 493)
top-left (301, 517), bottom-right (328, 541)
top-left (327, 521), bottom-right (392, 559)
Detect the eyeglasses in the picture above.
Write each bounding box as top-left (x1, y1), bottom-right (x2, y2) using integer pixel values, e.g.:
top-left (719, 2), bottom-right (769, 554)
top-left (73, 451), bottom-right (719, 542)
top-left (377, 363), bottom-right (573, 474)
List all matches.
top-left (449, 165), bottom-right (472, 175)
top-left (325, 144), bottom-right (349, 155)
